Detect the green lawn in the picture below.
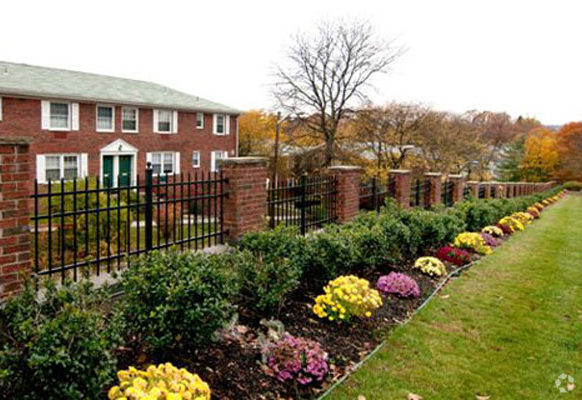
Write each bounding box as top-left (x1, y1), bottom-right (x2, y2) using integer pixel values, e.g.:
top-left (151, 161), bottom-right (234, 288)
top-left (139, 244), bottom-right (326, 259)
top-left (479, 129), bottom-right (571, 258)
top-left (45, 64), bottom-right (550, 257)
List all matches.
top-left (327, 194), bottom-right (582, 400)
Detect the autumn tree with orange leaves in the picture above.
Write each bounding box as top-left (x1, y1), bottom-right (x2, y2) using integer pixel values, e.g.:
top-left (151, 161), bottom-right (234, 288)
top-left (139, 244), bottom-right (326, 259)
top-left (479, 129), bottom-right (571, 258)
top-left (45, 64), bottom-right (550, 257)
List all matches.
top-left (556, 122), bottom-right (582, 180)
top-left (519, 127), bottom-right (559, 182)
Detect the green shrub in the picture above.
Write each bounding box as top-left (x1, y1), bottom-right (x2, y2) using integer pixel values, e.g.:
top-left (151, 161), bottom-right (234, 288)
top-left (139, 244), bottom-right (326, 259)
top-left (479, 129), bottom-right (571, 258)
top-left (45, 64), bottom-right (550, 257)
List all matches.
top-left (119, 250), bottom-right (237, 352)
top-left (563, 181), bottom-right (582, 191)
top-left (396, 208), bottom-right (465, 257)
top-left (304, 226), bottom-right (361, 283)
top-left (0, 280), bottom-right (122, 400)
top-left (233, 249), bottom-right (302, 315)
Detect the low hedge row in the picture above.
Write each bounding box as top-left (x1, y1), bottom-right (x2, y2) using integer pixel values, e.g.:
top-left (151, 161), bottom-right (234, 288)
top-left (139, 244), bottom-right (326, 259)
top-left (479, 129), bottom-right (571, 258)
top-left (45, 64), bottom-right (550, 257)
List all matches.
top-left (0, 186), bottom-right (564, 399)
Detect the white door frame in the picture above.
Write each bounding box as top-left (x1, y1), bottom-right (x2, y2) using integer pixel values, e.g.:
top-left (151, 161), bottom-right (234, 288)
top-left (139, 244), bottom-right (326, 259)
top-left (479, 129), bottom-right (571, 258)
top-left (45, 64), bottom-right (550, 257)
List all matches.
top-left (99, 139), bottom-right (138, 186)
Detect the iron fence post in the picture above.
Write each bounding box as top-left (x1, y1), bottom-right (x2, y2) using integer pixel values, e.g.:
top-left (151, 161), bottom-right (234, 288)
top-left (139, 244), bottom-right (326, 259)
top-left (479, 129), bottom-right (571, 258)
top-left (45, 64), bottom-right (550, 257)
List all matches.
top-left (145, 162), bottom-right (153, 252)
top-left (371, 176), bottom-right (378, 213)
top-left (300, 174), bottom-right (307, 235)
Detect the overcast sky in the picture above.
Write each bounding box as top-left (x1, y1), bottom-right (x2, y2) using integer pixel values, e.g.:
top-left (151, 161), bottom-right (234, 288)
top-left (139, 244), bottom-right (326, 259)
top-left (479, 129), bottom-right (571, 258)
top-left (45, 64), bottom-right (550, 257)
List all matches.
top-left (1, 0), bottom-right (580, 124)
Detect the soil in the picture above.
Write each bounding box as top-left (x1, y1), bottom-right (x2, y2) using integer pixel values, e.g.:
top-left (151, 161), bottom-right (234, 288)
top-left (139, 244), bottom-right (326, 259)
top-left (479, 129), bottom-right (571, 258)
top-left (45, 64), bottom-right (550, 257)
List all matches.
top-left (116, 253), bottom-right (482, 400)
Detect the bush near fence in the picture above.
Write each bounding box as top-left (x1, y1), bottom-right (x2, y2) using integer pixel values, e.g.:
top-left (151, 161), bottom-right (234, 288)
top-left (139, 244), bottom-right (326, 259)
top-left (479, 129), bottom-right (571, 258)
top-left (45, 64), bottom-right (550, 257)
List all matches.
top-left (0, 185), bottom-right (564, 399)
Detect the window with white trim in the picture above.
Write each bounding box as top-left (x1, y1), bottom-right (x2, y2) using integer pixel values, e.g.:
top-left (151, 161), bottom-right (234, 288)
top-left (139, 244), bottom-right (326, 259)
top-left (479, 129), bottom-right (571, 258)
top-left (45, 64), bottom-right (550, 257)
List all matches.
top-left (192, 151), bottom-right (200, 168)
top-left (96, 105), bottom-right (115, 132)
top-left (196, 112), bottom-right (204, 129)
top-left (151, 152), bottom-right (175, 175)
top-left (213, 114), bottom-right (225, 134)
top-left (157, 110), bottom-right (173, 133)
top-left (45, 154), bottom-right (80, 181)
top-left (211, 150), bottom-right (228, 172)
top-left (122, 107), bottom-right (138, 132)
top-left (50, 102), bottom-right (71, 130)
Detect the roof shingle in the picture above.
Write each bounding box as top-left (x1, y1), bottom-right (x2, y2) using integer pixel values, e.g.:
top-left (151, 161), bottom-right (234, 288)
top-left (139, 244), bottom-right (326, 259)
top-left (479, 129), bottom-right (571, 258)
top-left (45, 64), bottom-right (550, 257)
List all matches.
top-left (0, 61), bottom-right (239, 114)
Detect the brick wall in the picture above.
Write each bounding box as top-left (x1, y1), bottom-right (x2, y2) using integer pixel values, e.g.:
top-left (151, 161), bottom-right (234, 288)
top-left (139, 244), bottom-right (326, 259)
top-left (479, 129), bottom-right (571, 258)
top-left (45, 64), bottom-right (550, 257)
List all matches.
top-left (0, 96), bottom-right (238, 180)
top-left (0, 138), bottom-right (31, 299)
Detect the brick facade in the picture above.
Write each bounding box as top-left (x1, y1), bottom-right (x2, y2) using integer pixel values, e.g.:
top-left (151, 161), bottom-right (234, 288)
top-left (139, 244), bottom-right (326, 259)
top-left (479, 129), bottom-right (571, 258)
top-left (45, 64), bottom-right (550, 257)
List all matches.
top-left (0, 96), bottom-right (238, 182)
top-left (448, 174), bottom-right (465, 203)
top-left (0, 138), bottom-right (31, 299)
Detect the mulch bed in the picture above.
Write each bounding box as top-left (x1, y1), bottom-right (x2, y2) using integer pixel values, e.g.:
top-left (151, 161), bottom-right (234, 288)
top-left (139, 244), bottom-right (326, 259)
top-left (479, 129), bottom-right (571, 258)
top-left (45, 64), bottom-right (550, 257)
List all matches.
top-left (115, 253), bottom-right (486, 399)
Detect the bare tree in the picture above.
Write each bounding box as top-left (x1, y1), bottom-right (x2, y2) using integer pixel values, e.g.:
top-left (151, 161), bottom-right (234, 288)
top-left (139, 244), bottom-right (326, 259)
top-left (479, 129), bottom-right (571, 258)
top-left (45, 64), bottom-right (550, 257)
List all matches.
top-left (273, 20), bottom-right (402, 167)
top-left (352, 102), bottom-right (430, 170)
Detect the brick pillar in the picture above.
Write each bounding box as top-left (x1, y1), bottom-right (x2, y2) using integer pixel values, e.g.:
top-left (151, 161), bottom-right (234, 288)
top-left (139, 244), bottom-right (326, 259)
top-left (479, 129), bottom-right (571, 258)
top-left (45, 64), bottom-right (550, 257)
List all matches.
top-left (219, 157), bottom-right (268, 243)
top-left (467, 181), bottom-right (479, 199)
top-left (424, 172), bottom-right (442, 207)
top-left (0, 138), bottom-right (32, 299)
top-left (329, 166), bottom-right (362, 223)
top-left (482, 182), bottom-right (491, 199)
top-left (389, 170), bottom-right (412, 209)
top-left (448, 174), bottom-right (465, 203)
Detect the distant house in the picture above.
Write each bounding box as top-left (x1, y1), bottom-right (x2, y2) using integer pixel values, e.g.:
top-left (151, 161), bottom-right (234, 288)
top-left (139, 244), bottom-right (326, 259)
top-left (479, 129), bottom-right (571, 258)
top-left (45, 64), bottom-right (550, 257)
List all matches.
top-left (0, 61), bottom-right (239, 185)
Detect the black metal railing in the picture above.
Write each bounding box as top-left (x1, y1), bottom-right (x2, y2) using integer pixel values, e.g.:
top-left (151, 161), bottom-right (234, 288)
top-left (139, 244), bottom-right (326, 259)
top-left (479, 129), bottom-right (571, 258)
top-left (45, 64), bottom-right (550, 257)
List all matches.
top-left (360, 177), bottom-right (390, 212)
top-left (267, 174), bottom-right (338, 235)
top-left (441, 179), bottom-right (455, 207)
top-left (410, 178), bottom-right (429, 208)
top-left (490, 185), bottom-right (496, 198)
top-left (478, 185), bottom-right (486, 199)
top-left (31, 163), bottom-right (226, 282)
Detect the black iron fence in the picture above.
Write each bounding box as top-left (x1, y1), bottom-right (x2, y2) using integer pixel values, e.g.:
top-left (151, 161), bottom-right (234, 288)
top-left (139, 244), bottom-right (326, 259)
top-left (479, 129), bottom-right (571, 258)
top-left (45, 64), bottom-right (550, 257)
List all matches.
top-left (360, 177), bottom-right (392, 212)
top-left (267, 174), bottom-right (338, 234)
top-left (441, 179), bottom-right (455, 207)
top-left (478, 185), bottom-right (486, 199)
top-left (31, 164), bottom-right (226, 282)
top-left (410, 178), bottom-right (429, 208)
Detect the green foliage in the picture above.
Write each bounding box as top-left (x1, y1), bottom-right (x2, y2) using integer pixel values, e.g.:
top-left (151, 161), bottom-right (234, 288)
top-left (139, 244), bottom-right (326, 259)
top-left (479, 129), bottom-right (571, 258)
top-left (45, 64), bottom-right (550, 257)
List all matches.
top-left (305, 226), bottom-right (361, 283)
top-left (119, 250), bottom-right (237, 352)
top-left (0, 280), bottom-right (123, 400)
top-left (497, 136), bottom-right (525, 181)
top-left (233, 250), bottom-right (302, 315)
top-left (563, 181), bottom-right (582, 191)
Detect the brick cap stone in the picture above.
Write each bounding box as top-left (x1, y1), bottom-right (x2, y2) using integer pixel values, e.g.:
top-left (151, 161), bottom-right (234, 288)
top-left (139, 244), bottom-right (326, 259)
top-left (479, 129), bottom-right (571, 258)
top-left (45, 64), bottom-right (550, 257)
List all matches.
top-left (424, 172), bottom-right (442, 177)
top-left (328, 165), bottom-right (362, 172)
top-left (0, 137), bottom-right (33, 145)
top-left (218, 157), bottom-right (268, 166)
top-left (467, 180), bottom-right (480, 184)
top-left (448, 174), bottom-right (464, 179)
top-left (388, 169), bottom-right (411, 174)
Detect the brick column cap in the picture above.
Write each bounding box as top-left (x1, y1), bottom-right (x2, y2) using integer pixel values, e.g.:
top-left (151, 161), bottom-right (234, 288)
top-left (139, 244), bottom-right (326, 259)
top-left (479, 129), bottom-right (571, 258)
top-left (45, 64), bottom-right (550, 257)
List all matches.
top-left (329, 165), bottom-right (362, 172)
top-left (219, 157), bottom-right (268, 167)
top-left (0, 137), bottom-right (33, 145)
top-left (448, 174), bottom-right (464, 179)
top-left (389, 169), bottom-right (411, 174)
top-left (467, 180), bottom-right (480, 184)
top-left (424, 172), bottom-right (442, 177)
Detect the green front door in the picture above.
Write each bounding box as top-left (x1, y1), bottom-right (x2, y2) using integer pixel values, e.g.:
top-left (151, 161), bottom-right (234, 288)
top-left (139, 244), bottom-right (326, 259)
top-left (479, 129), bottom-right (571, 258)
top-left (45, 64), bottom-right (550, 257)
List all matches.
top-left (103, 156), bottom-right (114, 187)
top-left (119, 155), bottom-right (132, 187)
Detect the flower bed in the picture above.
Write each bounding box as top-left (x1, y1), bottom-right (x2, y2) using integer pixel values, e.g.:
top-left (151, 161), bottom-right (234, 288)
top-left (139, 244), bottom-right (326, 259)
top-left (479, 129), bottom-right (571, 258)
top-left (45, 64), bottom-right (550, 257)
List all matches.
top-left (0, 188), bottom-right (565, 399)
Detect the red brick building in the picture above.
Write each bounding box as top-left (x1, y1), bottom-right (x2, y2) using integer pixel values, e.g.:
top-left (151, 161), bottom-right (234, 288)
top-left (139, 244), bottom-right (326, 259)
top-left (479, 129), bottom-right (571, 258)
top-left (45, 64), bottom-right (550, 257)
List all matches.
top-left (0, 61), bottom-right (239, 185)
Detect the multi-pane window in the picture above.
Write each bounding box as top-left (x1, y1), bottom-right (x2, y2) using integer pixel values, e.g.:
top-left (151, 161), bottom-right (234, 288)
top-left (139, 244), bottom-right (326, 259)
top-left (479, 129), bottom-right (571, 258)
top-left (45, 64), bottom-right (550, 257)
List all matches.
top-left (50, 102), bottom-right (70, 129)
top-left (157, 110), bottom-right (172, 133)
top-left (122, 107), bottom-right (138, 132)
top-left (192, 151), bottom-right (200, 168)
top-left (44, 154), bottom-right (79, 181)
top-left (196, 112), bottom-right (204, 129)
top-left (215, 115), bottom-right (225, 134)
top-left (211, 150), bottom-right (227, 172)
top-left (151, 152), bottom-right (174, 175)
top-left (96, 106), bottom-right (114, 131)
